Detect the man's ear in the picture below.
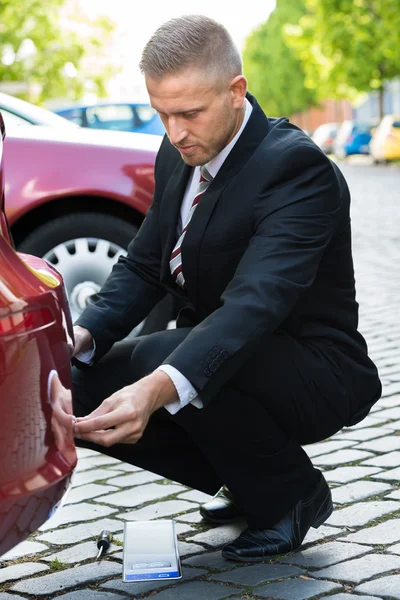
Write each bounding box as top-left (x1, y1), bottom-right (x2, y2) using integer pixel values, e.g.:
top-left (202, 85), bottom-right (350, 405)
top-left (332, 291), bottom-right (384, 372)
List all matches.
top-left (230, 75), bottom-right (247, 108)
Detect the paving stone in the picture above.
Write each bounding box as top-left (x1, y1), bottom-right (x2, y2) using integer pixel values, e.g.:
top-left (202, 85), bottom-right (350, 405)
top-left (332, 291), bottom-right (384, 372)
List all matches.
top-left (325, 595), bottom-right (381, 600)
top-left (0, 562), bottom-right (49, 584)
top-left (119, 500), bottom-right (195, 521)
top-left (146, 581), bottom-right (239, 599)
top-left (76, 454), bottom-right (122, 470)
top-left (11, 561), bottom-right (121, 595)
top-left (326, 500), bottom-right (400, 527)
top-left (313, 449), bottom-right (373, 466)
top-left (0, 539), bottom-right (48, 560)
top-left (387, 419), bottom-right (400, 431)
top-left (102, 470), bottom-right (164, 487)
top-left (281, 541), bottom-right (373, 568)
top-left (350, 415), bottom-right (391, 429)
top-left (331, 480), bottom-right (392, 504)
top-left (175, 511), bottom-right (206, 524)
top-left (187, 521), bottom-right (246, 547)
top-left (0, 594), bottom-right (27, 599)
top-left (388, 542), bottom-right (400, 554)
top-left (356, 435), bottom-right (400, 452)
top-left (183, 550), bottom-right (233, 570)
top-left (76, 447), bottom-right (99, 458)
top-left (211, 563), bottom-right (303, 585)
top-left (369, 406), bottom-right (400, 421)
top-left (362, 450), bottom-right (400, 467)
top-left (72, 468), bottom-right (124, 487)
top-left (314, 552), bottom-right (400, 583)
top-left (101, 566), bottom-right (206, 595)
top-left (323, 465), bottom-right (383, 483)
top-left (302, 525), bottom-right (345, 543)
top-left (37, 517), bottom-right (124, 545)
top-left (94, 482), bottom-right (183, 507)
top-left (373, 394), bottom-right (400, 408)
top-left (42, 540), bottom-right (100, 564)
top-left (64, 483), bottom-right (119, 504)
top-left (255, 577), bottom-right (341, 599)
top-left (109, 462), bottom-right (142, 472)
top-left (356, 574), bottom-right (400, 598)
top-left (38, 501), bottom-right (116, 531)
top-left (344, 519), bottom-right (400, 544)
top-left (388, 489), bottom-right (400, 500)
top-left (304, 440), bottom-right (355, 458)
top-left (56, 592), bottom-right (126, 600)
top-left (178, 541), bottom-right (206, 556)
top-left (175, 522), bottom-right (195, 536)
top-left (178, 490), bottom-right (213, 503)
top-left (371, 466), bottom-right (400, 481)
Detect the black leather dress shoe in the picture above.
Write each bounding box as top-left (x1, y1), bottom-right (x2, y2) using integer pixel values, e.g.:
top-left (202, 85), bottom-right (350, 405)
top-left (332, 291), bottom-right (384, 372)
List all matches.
top-left (222, 472), bottom-right (333, 562)
top-left (200, 486), bottom-right (244, 524)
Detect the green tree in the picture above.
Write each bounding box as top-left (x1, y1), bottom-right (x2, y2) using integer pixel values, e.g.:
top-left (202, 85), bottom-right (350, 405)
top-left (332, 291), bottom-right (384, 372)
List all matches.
top-left (0, 0), bottom-right (117, 103)
top-left (286, 0), bottom-right (400, 118)
top-left (243, 0), bottom-right (317, 119)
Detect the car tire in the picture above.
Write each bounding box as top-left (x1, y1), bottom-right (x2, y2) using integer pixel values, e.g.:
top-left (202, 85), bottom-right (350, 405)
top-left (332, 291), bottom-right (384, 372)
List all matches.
top-left (17, 212), bottom-right (176, 335)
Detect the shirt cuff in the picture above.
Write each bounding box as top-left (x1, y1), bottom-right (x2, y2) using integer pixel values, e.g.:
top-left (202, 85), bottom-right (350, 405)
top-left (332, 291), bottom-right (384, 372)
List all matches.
top-left (74, 339), bottom-right (96, 365)
top-left (156, 365), bottom-right (203, 415)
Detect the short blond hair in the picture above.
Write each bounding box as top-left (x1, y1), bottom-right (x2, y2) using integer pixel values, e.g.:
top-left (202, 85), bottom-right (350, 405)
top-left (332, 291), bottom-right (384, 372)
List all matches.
top-left (140, 15), bottom-right (242, 82)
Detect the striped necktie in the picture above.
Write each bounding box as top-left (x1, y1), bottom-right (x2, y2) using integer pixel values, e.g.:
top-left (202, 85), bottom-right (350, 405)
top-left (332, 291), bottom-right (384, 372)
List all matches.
top-left (170, 165), bottom-right (213, 288)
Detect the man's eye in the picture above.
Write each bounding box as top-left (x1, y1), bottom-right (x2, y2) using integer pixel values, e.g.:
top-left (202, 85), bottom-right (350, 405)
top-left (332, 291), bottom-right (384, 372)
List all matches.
top-left (185, 112), bottom-right (198, 119)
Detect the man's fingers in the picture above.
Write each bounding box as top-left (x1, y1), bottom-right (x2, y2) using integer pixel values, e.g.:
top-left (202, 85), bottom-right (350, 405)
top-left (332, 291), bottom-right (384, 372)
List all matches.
top-left (75, 406), bottom-right (138, 434)
top-left (78, 426), bottom-right (141, 447)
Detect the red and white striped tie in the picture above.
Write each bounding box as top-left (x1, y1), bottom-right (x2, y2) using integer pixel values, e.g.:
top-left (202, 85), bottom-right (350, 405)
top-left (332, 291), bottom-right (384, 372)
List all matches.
top-left (170, 165), bottom-right (213, 288)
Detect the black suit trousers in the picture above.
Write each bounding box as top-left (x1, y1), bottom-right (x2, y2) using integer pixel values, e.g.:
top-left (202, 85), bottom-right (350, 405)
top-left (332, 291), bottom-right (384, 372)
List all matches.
top-left (72, 327), bottom-right (348, 528)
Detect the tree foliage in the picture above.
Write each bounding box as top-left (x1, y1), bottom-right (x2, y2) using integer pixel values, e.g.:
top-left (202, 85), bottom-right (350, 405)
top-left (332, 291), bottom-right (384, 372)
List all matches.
top-left (243, 0), bottom-right (317, 117)
top-left (285, 0), bottom-right (400, 115)
top-left (0, 0), bottom-right (116, 103)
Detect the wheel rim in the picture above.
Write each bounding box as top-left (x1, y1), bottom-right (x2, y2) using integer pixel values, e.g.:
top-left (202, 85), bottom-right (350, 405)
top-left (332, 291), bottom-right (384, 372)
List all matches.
top-left (43, 237), bottom-right (143, 335)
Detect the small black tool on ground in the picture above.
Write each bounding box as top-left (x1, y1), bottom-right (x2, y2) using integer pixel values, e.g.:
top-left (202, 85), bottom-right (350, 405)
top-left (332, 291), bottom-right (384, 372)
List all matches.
top-left (96, 530), bottom-right (112, 559)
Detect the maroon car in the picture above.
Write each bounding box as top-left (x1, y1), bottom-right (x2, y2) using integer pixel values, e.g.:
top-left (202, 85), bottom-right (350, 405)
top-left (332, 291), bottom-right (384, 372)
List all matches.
top-left (4, 125), bottom-right (160, 326)
top-left (0, 114), bottom-right (77, 557)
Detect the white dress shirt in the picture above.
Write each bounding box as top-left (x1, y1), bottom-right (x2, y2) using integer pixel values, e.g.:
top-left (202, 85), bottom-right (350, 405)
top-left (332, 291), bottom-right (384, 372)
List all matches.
top-left (76, 98), bottom-right (253, 416)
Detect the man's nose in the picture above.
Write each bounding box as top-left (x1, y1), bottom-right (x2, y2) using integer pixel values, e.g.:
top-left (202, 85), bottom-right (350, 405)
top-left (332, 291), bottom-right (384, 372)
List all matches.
top-left (167, 118), bottom-right (187, 146)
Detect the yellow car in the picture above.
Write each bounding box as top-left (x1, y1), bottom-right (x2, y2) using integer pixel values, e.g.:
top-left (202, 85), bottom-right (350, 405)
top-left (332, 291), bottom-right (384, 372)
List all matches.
top-left (370, 115), bottom-right (400, 162)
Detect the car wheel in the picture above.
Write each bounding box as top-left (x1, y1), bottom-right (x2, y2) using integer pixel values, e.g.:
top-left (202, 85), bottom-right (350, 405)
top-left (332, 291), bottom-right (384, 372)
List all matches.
top-left (17, 212), bottom-right (175, 335)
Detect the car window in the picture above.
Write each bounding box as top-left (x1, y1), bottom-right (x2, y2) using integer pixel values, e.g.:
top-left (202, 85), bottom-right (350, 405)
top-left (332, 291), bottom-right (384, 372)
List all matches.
top-left (135, 105), bottom-right (157, 125)
top-left (86, 104), bottom-right (135, 131)
top-left (59, 108), bottom-right (84, 126)
top-left (0, 109), bottom-right (30, 127)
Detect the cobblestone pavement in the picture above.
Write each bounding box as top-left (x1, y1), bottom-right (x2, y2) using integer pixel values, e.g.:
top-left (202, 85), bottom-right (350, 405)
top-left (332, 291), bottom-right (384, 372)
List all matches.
top-left (1, 161), bottom-right (400, 600)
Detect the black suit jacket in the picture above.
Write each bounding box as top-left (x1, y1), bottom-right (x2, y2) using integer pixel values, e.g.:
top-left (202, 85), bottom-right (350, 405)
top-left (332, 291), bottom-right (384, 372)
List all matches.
top-left (76, 93), bottom-right (380, 420)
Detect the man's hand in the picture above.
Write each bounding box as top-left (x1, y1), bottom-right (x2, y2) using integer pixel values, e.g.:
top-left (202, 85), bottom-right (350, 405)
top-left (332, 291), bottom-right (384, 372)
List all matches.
top-left (74, 371), bottom-right (177, 446)
top-left (70, 325), bottom-right (94, 358)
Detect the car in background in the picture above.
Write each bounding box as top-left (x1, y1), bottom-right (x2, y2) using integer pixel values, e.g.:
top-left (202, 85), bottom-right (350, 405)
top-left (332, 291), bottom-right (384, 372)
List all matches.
top-left (0, 92), bottom-right (78, 129)
top-left (0, 112), bottom-right (77, 557)
top-left (311, 122), bottom-right (338, 154)
top-left (333, 120), bottom-right (377, 158)
top-left (54, 101), bottom-right (165, 136)
top-left (370, 115), bottom-right (400, 163)
top-left (3, 124), bottom-right (174, 331)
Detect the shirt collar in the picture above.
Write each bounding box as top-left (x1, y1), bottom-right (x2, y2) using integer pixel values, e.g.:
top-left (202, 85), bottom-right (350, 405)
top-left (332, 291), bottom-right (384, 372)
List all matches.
top-left (205, 97), bottom-right (253, 179)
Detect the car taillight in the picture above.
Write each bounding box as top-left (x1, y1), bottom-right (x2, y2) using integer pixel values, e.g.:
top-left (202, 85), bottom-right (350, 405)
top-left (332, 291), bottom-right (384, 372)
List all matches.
top-left (0, 306), bottom-right (55, 337)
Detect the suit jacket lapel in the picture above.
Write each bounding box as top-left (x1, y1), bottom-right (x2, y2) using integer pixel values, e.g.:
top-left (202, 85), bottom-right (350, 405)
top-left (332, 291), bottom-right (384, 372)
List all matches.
top-left (181, 93), bottom-right (270, 301)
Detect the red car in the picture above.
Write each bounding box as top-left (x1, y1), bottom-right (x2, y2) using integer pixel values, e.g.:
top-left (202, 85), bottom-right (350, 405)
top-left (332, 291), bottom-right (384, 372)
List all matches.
top-left (0, 114), bottom-right (77, 557)
top-left (4, 125), bottom-right (161, 325)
